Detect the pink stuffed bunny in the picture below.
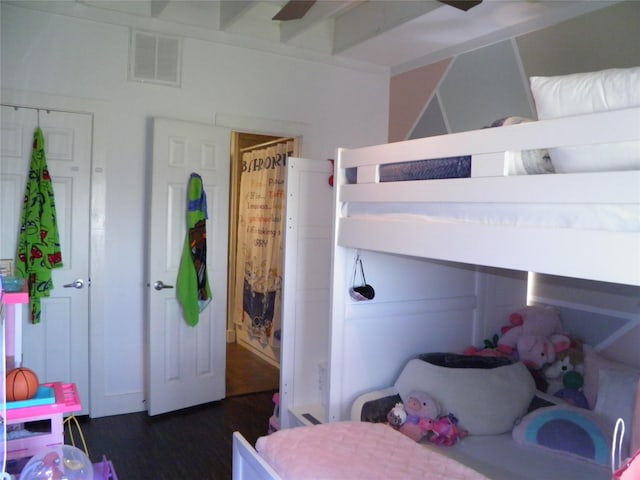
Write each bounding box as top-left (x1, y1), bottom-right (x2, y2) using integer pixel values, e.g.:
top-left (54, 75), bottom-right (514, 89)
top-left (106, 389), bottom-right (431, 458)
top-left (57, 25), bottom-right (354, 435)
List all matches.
top-left (497, 305), bottom-right (570, 369)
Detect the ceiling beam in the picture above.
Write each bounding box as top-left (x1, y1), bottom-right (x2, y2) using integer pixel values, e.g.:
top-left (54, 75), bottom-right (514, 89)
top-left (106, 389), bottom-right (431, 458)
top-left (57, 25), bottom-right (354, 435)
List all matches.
top-left (279, 0), bottom-right (357, 43)
top-left (219, 0), bottom-right (256, 30)
top-left (272, 0), bottom-right (316, 21)
top-left (439, 1), bottom-right (483, 12)
top-left (333, 0), bottom-right (441, 54)
top-left (150, 0), bottom-right (170, 18)
top-left (76, 0), bottom-right (153, 16)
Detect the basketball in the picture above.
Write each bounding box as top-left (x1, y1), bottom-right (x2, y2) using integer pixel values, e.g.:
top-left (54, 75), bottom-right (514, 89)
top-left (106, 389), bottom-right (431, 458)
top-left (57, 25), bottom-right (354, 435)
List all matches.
top-left (6, 367), bottom-right (39, 402)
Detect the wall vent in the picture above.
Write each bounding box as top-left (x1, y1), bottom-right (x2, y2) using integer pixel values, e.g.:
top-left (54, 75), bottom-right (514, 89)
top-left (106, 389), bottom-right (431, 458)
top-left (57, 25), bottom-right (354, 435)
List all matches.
top-left (129, 30), bottom-right (182, 87)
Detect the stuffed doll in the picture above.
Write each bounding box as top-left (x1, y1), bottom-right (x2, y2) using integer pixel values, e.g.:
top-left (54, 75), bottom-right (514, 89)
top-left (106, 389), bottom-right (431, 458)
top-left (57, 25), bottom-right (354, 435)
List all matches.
top-left (427, 413), bottom-right (468, 446)
top-left (497, 305), bottom-right (570, 369)
top-left (543, 340), bottom-right (585, 394)
top-left (386, 402), bottom-right (407, 428)
top-left (464, 333), bottom-right (512, 358)
top-left (553, 371), bottom-right (589, 409)
top-left (391, 390), bottom-right (439, 442)
top-left (543, 340), bottom-right (588, 408)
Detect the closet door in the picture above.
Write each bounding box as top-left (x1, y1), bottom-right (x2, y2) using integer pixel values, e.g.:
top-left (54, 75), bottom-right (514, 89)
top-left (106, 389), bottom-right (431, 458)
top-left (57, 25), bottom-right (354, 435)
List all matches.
top-left (280, 157), bottom-right (334, 428)
top-left (1, 105), bottom-right (92, 415)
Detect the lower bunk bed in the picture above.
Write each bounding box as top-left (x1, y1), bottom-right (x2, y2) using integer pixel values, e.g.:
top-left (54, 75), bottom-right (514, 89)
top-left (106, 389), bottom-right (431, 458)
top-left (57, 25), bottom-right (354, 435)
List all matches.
top-left (234, 351), bottom-right (628, 479)
top-left (233, 418), bottom-right (612, 480)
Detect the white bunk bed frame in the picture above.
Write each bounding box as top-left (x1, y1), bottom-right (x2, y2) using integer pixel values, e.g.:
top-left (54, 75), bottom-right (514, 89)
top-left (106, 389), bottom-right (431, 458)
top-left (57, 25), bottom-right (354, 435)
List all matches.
top-left (336, 107), bottom-right (640, 287)
top-left (232, 106), bottom-right (640, 480)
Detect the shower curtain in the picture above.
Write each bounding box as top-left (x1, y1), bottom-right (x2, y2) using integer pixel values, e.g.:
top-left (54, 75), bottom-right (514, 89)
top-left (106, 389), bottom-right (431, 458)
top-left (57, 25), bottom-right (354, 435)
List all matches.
top-left (233, 139), bottom-right (293, 361)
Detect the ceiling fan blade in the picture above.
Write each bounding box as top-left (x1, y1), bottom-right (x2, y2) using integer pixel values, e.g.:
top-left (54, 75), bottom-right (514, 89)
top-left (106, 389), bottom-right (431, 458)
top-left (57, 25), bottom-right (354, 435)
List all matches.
top-left (438, 0), bottom-right (483, 12)
top-left (272, 0), bottom-right (316, 21)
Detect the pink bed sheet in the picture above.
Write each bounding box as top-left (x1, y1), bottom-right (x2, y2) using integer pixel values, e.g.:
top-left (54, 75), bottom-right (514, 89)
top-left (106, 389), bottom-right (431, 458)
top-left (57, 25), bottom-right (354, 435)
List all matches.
top-left (255, 421), bottom-right (490, 479)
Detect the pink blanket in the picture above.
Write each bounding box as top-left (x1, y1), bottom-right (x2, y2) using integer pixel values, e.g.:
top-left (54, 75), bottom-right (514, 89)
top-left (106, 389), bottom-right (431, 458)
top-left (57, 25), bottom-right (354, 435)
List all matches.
top-left (256, 421), bottom-right (489, 479)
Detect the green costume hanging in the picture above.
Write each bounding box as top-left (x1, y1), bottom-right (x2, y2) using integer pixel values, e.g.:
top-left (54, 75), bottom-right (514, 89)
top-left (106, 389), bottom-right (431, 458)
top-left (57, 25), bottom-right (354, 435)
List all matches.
top-left (15, 127), bottom-right (63, 324)
top-left (176, 173), bottom-right (212, 326)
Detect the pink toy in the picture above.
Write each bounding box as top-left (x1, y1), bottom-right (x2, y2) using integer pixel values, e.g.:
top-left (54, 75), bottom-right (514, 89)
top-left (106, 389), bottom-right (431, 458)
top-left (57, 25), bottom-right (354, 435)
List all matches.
top-left (268, 392), bottom-right (281, 434)
top-left (393, 390), bottom-right (439, 442)
top-left (463, 345), bottom-right (510, 358)
top-left (497, 305), bottom-right (570, 369)
top-left (427, 413), bottom-right (468, 446)
top-left (464, 333), bottom-right (510, 358)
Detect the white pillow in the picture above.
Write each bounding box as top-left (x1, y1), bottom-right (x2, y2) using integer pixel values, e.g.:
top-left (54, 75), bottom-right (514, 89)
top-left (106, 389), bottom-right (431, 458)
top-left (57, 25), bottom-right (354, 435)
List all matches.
top-left (594, 368), bottom-right (639, 459)
top-left (394, 359), bottom-right (535, 435)
top-left (530, 67), bottom-right (640, 173)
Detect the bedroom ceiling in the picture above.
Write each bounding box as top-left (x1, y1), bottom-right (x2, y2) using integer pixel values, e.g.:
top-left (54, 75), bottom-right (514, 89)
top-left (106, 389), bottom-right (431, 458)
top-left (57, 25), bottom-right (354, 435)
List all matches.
top-left (8, 0), bottom-right (617, 73)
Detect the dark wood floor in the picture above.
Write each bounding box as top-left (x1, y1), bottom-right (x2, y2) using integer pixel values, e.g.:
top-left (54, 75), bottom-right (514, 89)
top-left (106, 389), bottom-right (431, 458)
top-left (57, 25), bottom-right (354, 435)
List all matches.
top-left (226, 341), bottom-right (280, 397)
top-left (42, 342), bottom-right (279, 479)
top-left (76, 390), bottom-right (276, 479)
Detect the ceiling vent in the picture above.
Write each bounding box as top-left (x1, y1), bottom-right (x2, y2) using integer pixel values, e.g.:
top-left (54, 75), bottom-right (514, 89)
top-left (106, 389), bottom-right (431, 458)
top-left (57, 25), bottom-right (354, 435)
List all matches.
top-left (129, 30), bottom-right (182, 87)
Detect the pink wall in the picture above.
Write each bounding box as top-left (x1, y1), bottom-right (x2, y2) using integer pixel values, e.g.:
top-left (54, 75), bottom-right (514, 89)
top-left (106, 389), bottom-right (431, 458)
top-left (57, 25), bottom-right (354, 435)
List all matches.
top-left (388, 59), bottom-right (451, 142)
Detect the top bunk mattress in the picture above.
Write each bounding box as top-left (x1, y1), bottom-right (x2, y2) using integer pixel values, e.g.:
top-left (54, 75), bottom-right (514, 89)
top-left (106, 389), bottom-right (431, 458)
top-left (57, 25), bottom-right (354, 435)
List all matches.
top-left (346, 155), bottom-right (472, 183)
top-left (345, 117), bottom-right (554, 183)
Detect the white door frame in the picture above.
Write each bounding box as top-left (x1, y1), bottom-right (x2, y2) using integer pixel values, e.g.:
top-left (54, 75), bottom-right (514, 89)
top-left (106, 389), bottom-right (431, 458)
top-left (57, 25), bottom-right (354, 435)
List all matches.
top-left (216, 113), bottom-right (312, 157)
top-left (1, 88), bottom-right (109, 417)
top-left (215, 112), bottom-right (313, 348)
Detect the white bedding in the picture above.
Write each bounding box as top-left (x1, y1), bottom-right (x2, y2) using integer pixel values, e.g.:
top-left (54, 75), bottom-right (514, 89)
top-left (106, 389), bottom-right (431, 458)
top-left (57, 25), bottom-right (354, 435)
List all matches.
top-left (347, 204), bottom-right (640, 232)
top-left (432, 433), bottom-right (610, 480)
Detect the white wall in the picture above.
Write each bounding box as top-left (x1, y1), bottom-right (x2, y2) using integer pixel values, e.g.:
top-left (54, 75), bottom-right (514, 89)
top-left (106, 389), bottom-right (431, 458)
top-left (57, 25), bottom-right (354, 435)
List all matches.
top-left (1, 4), bottom-right (390, 417)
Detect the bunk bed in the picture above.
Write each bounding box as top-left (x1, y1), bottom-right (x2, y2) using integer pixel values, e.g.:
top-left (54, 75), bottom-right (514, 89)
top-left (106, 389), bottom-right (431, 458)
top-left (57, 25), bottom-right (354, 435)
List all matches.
top-left (335, 67), bottom-right (640, 289)
top-left (232, 68), bottom-right (640, 480)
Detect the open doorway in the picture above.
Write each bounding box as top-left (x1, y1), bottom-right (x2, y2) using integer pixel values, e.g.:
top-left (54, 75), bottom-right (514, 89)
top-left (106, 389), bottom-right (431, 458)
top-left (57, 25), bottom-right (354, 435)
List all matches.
top-left (225, 131), bottom-right (299, 396)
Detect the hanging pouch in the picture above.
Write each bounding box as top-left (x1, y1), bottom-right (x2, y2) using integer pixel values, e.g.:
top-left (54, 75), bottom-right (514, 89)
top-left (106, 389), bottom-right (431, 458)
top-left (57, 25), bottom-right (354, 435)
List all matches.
top-left (349, 255), bottom-right (375, 301)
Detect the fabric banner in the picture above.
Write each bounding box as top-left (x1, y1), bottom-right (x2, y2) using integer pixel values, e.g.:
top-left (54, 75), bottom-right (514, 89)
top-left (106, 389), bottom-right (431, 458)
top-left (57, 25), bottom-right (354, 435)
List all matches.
top-left (15, 127), bottom-right (63, 324)
top-left (233, 140), bottom-right (292, 349)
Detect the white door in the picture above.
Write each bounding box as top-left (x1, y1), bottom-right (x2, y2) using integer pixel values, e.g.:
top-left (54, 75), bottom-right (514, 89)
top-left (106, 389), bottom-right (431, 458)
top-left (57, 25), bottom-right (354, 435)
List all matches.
top-left (147, 118), bottom-right (230, 416)
top-left (0, 105), bottom-right (92, 415)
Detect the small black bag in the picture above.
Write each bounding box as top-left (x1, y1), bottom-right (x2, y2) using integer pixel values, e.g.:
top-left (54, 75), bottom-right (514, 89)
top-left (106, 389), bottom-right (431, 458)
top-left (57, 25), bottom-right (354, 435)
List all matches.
top-left (349, 256), bottom-right (375, 301)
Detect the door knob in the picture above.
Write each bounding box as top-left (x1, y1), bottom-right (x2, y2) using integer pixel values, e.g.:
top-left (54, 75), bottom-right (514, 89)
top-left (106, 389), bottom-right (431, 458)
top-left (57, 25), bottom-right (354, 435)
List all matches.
top-left (153, 280), bottom-right (174, 291)
top-left (63, 279), bottom-right (84, 289)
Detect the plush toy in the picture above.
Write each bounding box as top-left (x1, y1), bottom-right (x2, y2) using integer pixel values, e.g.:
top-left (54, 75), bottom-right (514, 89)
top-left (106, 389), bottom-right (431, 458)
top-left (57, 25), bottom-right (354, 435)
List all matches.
top-left (387, 402), bottom-right (407, 428)
top-left (554, 371), bottom-right (589, 409)
top-left (427, 413), bottom-right (468, 446)
top-left (497, 305), bottom-right (571, 369)
top-left (463, 346), bottom-right (511, 357)
top-left (464, 334), bottom-right (510, 358)
top-left (391, 390), bottom-right (439, 442)
top-left (543, 340), bottom-right (585, 395)
top-left (542, 340), bottom-right (588, 408)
